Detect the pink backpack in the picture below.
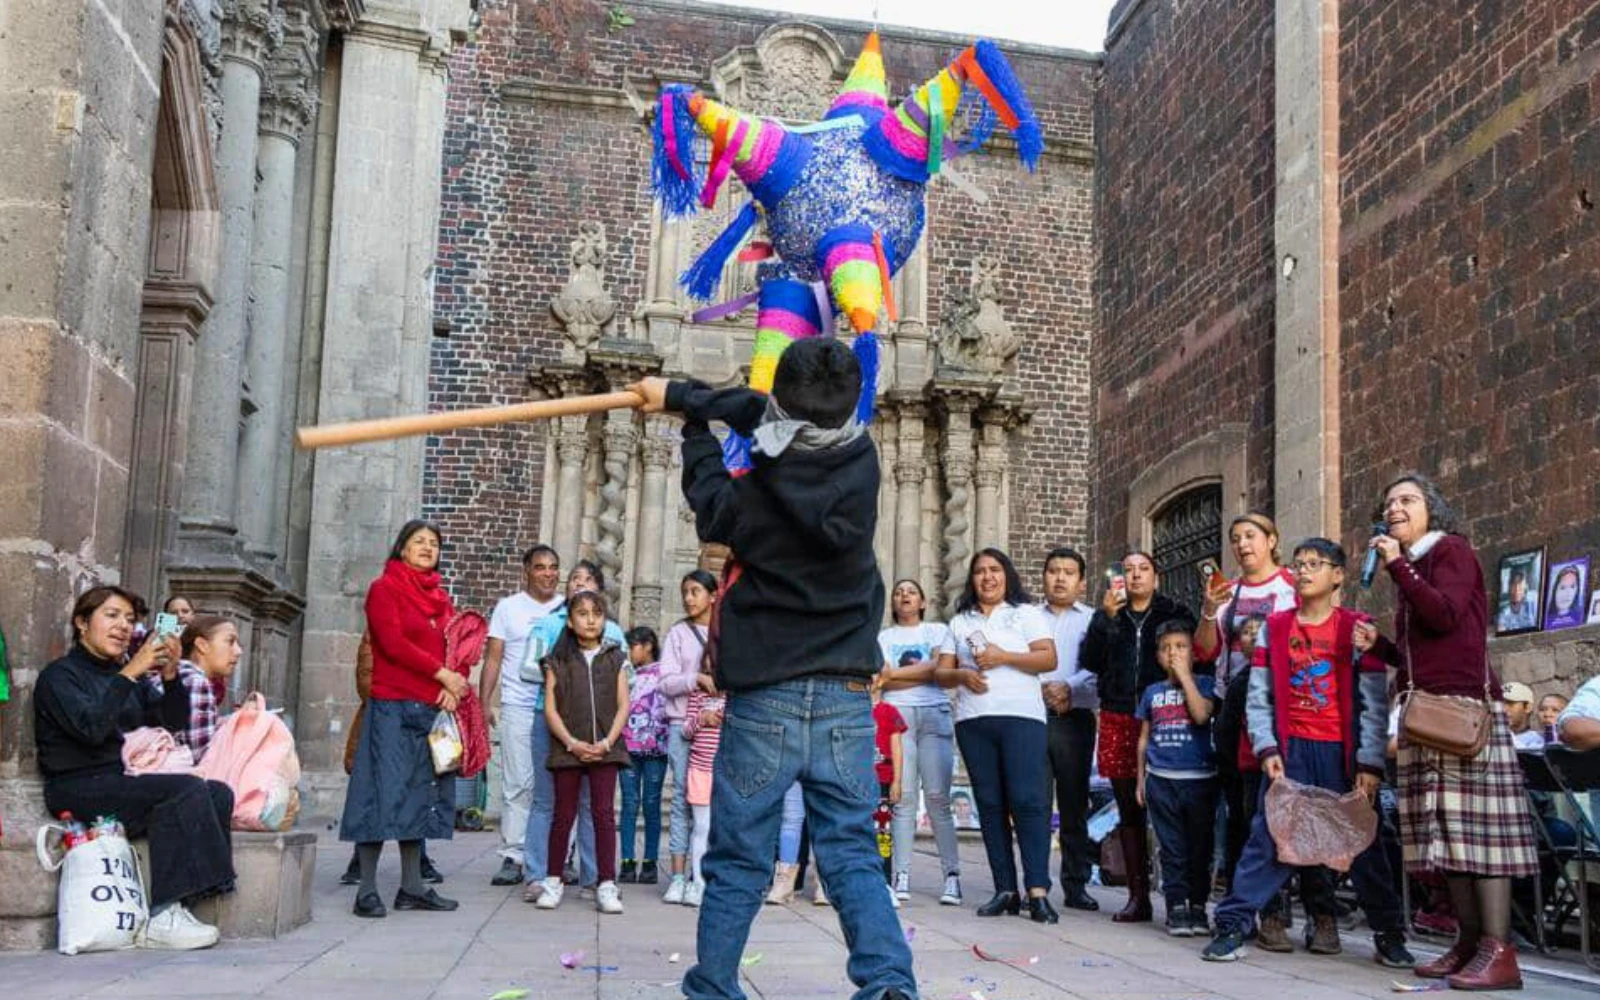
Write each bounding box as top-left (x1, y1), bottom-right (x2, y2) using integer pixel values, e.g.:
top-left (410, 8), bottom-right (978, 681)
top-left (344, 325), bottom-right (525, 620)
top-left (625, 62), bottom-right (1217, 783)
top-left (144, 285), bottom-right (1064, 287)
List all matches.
top-left (194, 693), bottom-right (301, 831)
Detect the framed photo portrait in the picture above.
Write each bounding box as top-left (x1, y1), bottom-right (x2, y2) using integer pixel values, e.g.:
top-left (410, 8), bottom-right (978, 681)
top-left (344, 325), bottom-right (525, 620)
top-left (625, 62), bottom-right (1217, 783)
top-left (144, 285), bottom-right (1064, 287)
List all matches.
top-left (949, 784), bottom-right (980, 830)
top-left (1586, 589), bottom-right (1600, 626)
top-left (1544, 557), bottom-right (1590, 631)
top-left (1495, 548), bottom-right (1545, 636)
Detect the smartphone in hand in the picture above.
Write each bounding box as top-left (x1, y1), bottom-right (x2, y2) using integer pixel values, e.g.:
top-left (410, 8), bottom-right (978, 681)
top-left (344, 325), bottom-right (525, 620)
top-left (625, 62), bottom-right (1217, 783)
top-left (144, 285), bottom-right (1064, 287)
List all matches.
top-left (154, 612), bottom-right (182, 640)
top-left (1199, 560), bottom-right (1227, 592)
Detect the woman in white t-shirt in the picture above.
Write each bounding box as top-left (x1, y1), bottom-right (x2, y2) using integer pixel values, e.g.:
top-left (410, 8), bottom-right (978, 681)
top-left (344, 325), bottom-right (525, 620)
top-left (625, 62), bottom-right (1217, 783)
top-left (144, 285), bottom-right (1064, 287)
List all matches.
top-left (935, 549), bottom-right (1058, 924)
top-left (877, 579), bottom-right (962, 905)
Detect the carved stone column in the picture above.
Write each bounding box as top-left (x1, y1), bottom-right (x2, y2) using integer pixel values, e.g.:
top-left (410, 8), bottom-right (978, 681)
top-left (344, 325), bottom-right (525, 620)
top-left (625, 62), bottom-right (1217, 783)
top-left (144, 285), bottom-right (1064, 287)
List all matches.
top-left (974, 405), bottom-right (1013, 552)
top-left (553, 417), bottom-right (591, 567)
top-left (182, 0), bottom-right (279, 538)
top-left (590, 340), bottom-right (662, 611)
top-left (239, 20), bottom-right (316, 557)
top-left (890, 393), bottom-right (927, 587)
top-left (632, 417), bottom-right (676, 628)
top-left (936, 385), bottom-right (984, 616)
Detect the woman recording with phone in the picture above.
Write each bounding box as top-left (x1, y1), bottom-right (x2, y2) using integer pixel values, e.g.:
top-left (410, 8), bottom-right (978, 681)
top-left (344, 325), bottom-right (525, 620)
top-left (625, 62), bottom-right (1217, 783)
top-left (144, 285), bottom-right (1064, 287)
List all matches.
top-left (1355, 474), bottom-right (1536, 991)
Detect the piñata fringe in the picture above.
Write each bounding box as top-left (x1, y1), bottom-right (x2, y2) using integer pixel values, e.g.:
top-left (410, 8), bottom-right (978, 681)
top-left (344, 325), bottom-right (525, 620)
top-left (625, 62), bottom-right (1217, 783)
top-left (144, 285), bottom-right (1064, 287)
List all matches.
top-left (652, 85), bottom-right (702, 217)
top-left (853, 330), bottom-right (880, 424)
top-left (681, 200), bottom-right (760, 302)
top-left (970, 40), bottom-right (1044, 170)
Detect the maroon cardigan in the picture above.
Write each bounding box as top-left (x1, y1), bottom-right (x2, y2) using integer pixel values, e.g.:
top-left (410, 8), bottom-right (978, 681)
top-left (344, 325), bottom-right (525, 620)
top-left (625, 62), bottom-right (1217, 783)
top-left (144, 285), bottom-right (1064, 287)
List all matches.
top-left (1372, 533), bottom-right (1497, 698)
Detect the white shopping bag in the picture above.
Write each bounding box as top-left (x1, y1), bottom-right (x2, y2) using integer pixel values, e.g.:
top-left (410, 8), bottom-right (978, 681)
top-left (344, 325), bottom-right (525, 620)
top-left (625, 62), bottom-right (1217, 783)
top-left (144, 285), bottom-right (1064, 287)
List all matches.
top-left (36, 826), bottom-right (148, 954)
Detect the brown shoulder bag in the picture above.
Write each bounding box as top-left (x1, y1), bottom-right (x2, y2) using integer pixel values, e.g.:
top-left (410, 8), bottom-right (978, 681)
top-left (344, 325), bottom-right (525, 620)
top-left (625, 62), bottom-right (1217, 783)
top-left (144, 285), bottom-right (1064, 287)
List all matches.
top-left (1396, 615), bottom-right (1492, 758)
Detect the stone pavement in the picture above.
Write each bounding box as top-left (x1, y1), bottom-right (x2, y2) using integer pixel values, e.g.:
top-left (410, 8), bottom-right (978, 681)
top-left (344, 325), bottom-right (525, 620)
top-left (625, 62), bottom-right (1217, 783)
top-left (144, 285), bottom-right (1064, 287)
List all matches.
top-left (2, 831), bottom-right (1594, 1000)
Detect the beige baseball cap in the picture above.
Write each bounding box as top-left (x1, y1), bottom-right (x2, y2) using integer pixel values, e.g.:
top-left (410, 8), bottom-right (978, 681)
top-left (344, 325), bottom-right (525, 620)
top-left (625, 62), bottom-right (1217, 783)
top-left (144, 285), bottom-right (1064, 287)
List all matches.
top-left (1501, 681), bottom-right (1535, 705)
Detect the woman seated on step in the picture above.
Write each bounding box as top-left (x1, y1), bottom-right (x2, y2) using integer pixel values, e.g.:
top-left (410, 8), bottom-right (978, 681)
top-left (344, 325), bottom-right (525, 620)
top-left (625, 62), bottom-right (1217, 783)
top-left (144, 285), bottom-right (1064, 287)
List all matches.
top-left (33, 586), bottom-right (237, 950)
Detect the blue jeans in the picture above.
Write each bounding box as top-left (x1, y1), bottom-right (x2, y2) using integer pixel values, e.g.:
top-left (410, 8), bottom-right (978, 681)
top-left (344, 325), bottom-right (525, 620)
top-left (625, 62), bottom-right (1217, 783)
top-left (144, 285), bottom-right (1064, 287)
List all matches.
top-left (523, 708), bottom-right (597, 884)
top-left (1215, 738), bottom-right (1403, 936)
top-left (682, 678), bottom-right (917, 1000)
top-left (669, 722), bottom-right (693, 860)
top-left (955, 715), bottom-right (1052, 894)
top-left (1144, 773), bottom-right (1217, 909)
top-left (620, 755), bottom-right (668, 862)
top-left (779, 781), bottom-right (805, 863)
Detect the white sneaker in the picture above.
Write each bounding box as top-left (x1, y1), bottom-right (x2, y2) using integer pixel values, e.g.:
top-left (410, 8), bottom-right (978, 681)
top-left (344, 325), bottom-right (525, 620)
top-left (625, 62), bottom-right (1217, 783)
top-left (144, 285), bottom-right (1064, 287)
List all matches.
top-left (663, 873), bottom-right (687, 904)
top-left (596, 881), bottom-right (624, 914)
top-left (887, 883), bottom-right (901, 909)
top-left (683, 879), bottom-right (704, 907)
top-left (940, 874), bottom-right (962, 906)
top-left (139, 904), bottom-right (219, 950)
top-left (894, 872), bottom-right (910, 900)
top-left (534, 876), bottom-right (565, 910)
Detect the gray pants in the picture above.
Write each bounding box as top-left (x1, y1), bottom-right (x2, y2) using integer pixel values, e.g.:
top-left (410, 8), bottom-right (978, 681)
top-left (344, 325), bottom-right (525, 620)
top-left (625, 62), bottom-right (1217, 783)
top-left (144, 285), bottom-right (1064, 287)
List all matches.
top-left (890, 701), bottom-right (962, 878)
top-left (668, 721), bottom-right (693, 858)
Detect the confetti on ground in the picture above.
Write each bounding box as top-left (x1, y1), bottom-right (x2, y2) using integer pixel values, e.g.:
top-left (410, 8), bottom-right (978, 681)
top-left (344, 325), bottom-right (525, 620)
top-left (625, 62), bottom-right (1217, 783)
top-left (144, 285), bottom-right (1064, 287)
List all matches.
top-left (740, 952), bottom-right (764, 967)
top-left (559, 950), bottom-right (586, 969)
top-left (1390, 982), bottom-right (1448, 993)
top-left (580, 965), bottom-right (620, 973)
top-left (489, 991), bottom-right (530, 1000)
top-left (961, 974), bottom-right (998, 992)
top-left (970, 944), bottom-right (1038, 966)
top-left (1079, 959), bottom-right (1114, 967)
top-left (669, 952), bottom-right (681, 963)
top-left (904, 926), bottom-right (917, 943)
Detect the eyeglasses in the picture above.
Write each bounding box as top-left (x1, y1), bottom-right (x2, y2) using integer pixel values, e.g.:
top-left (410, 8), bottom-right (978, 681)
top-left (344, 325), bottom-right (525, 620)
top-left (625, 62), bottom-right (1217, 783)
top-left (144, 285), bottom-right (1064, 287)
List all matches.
top-left (1291, 559), bottom-right (1336, 573)
top-left (1383, 493), bottom-right (1425, 511)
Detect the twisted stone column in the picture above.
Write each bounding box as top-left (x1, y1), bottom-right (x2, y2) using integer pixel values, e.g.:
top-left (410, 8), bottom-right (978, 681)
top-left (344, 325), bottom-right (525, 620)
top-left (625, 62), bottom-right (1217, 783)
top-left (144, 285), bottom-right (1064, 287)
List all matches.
top-left (596, 413), bottom-right (638, 609)
top-left (939, 394), bottom-right (980, 617)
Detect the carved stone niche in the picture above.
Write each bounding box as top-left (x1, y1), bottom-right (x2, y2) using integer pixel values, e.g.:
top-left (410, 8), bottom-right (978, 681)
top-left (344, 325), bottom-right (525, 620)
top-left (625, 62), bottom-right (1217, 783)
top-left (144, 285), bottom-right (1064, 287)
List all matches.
top-left (710, 22), bottom-right (850, 122)
top-left (551, 220), bottom-right (618, 362)
top-left (936, 257), bottom-right (1021, 377)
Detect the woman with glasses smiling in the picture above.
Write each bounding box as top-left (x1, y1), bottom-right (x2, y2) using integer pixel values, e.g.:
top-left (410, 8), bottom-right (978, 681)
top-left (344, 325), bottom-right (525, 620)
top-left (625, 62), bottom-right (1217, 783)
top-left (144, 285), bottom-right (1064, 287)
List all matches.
top-left (1354, 473), bottom-right (1537, 991)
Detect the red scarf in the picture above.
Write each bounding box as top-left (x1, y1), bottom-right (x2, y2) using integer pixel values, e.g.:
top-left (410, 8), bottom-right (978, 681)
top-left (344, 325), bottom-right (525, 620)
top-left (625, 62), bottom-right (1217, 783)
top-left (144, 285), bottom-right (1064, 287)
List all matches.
top-left (381, 557), bottom-right (454, 625)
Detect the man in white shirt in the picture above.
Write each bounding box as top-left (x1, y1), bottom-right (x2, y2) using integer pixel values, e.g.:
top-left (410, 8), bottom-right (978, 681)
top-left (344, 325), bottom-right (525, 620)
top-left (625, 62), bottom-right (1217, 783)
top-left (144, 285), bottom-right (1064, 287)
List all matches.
top-left (480, 544), bottom-right (565, 886)
top-left (1039, 546), bottom-right (1100, 911)
top-left (1558, 676), bottom-right (1600, 750)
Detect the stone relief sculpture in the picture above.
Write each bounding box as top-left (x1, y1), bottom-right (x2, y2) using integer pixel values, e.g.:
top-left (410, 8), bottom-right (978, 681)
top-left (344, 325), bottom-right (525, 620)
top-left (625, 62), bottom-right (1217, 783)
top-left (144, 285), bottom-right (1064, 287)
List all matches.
top-left (551, 220), bottom-right (617, 352)
top-left (936, 257), bottom-right (1021, 375)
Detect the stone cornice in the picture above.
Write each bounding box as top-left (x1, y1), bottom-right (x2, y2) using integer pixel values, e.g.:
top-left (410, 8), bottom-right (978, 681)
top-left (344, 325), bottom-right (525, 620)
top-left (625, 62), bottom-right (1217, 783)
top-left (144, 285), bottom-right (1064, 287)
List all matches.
top-left (500, 79), bottom-right (635, 112)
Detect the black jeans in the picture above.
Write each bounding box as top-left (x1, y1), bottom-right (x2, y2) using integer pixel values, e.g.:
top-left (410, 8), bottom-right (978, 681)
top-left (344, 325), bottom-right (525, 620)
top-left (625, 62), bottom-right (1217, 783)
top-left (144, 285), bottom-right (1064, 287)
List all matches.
top-left (956, 715), bottom-right (1051, 894)
top-left (46, 769), bottom-right (236, 909)
top-left (1046, 708), bottom-right (1097, 891)
top-left (1144, 773), bottom-right (1218, 909)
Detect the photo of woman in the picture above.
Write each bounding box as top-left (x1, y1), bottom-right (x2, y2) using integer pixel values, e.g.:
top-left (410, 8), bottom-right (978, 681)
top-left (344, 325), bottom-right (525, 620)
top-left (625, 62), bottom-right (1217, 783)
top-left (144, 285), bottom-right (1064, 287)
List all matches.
top-left (1544, 558), bottom-right (1589, 631)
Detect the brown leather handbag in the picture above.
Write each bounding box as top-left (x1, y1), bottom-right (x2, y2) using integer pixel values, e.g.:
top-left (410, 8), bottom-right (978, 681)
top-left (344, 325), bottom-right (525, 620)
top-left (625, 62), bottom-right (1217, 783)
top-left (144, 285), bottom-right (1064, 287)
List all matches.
top-left (1397, 629), bottom-right (1492, 758)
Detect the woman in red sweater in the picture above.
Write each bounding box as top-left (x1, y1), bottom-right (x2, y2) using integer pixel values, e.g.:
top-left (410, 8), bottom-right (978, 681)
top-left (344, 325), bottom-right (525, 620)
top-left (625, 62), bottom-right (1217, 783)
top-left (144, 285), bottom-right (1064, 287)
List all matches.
top-left (340, 520), bottom-right (470, 919)
top-left (1355, 474), bottom-right (1536, 991)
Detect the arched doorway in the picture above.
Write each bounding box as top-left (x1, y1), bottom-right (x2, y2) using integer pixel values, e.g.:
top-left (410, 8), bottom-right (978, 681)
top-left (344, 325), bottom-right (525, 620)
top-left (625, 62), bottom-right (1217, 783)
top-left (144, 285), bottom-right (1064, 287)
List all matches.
top-left (1150, 483), bottom-right (1223, 616)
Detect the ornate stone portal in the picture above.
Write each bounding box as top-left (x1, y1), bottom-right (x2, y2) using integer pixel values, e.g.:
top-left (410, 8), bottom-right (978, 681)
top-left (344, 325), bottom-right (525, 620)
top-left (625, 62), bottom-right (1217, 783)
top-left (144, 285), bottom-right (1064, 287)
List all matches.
top-left (534, 22), bottom-right (1033, 633)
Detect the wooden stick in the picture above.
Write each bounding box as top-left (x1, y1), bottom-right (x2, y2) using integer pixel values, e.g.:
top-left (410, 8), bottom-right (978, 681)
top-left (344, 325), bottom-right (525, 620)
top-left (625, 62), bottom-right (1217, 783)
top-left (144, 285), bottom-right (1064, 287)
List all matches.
top-left (294, 390), bottom-right (646, 450)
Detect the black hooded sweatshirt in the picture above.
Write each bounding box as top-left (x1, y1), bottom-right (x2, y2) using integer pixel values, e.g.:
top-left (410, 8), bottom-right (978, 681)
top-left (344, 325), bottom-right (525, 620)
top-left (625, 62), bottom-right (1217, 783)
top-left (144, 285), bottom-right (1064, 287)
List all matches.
top-left (666, 380), bottom-right (884, 693)
top-left (1081, 591), bottom-right (1197, 716)
top-left (34, 645), bottom-right (189, 781)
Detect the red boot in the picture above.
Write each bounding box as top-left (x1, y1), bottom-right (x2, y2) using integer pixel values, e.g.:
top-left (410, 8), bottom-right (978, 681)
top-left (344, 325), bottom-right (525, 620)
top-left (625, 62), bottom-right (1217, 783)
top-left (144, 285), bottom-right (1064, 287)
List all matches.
top-left (1445, 936), bottom-right (1523, 991)
top-left (1413, 937), bottom-right (1478, 979)
top-left (1111, 826), bottom-right (1152, 923)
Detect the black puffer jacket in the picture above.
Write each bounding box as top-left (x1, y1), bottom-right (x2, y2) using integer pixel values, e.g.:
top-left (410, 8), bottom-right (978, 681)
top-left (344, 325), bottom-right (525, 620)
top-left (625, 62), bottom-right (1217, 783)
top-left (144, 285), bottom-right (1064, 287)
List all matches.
top-left (1081, 592), bottom-right (1196, 715)
top-left (668, 380), bottom-right (884, 693)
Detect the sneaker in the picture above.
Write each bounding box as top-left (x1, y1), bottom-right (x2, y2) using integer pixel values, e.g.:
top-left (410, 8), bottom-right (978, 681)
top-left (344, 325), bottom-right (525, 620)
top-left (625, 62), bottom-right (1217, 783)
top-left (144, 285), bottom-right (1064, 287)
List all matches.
top-left (619, 860), bottom-right (637, 884)
top-left (596, 881), bottom-right (625, 914)
top-left (139, 904), bottom-right (219, 950)
top-left (894, 872), bottom-right (910, 900)
top-left (939, 874), bottom-right (962, 906)
top-left (1187, 904), bottom-right (1210, 937)
top-left (491, 858), bottom-right (524, 886)
top-left (534, 876), bottom-right (564, 910)
top-left (1256, 913), bottom-right (1293, 953)
top-left (664, 873), bottom-right (687, 904)
top-left (1202, 931), bottom-right (1247, 962)
top-left (638, 860), bottom-right (659, 885)
top-left (683, 879), bottom-right (705, 907)
top-left (1307, 914), bottom-right (1342, 955)
top-left (888, 883), bottom-right (901, 909)
top-left (813, 881), bottom-right (830, 906)
top-left (522, 879), bottom-right (544, 904)
top-left (1166, 902), bottom-right (1192, 937)
top-left (1373, 931), bottom-right (1416, 969)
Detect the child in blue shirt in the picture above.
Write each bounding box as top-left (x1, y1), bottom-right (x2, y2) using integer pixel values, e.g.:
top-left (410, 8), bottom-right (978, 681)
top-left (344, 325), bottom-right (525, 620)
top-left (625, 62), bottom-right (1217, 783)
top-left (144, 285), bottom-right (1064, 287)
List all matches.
top-left (1136, 619), bottom-right (1217, 937)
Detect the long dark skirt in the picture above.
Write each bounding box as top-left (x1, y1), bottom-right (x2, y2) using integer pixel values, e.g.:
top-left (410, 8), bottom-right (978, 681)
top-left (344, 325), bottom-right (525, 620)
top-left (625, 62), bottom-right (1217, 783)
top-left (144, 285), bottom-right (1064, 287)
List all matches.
top-left (340, 698), bottom-right (455, 844)
top-left (46, 769), bottom-right (236, 909)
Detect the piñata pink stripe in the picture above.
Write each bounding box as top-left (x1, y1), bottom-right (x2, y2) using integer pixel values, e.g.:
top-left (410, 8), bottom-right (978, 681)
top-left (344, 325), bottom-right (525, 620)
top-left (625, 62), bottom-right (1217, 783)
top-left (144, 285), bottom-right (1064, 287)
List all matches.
top-left (754, 309), bottom-right (820, 339)
top-left (739, 125), bottom-right (781, 180)
top-left (824, 242), bottom-right (878, 272)
top-left (701, 120), bottom-right (749, 208)
top-left (661, 93), bottom-right (689, 180)
top-left (877, 113), bottom-right (929, 159)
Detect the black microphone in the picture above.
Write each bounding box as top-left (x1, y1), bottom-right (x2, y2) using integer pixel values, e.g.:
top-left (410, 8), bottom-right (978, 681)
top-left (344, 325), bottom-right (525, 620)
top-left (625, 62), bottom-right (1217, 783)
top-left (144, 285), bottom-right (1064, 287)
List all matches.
top-left (1361, 523), bottom-right (1388, 589)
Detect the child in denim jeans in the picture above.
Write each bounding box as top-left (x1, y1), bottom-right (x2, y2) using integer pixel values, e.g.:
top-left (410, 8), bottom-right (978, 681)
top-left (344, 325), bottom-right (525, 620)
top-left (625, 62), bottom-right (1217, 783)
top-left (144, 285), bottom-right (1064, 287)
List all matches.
top-left (630, 337), bottom-right (916, 1000)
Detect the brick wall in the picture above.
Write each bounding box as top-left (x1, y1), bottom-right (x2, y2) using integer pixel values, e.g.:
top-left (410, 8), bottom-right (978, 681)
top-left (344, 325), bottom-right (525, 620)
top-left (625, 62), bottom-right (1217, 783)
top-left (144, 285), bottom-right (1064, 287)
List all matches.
top-left (430, 0), bottom-right (1099, 613)
top-left (1337, 0), bottom-right (1600, 687)
top-left (1093, 0), bottom-right (1277, 565)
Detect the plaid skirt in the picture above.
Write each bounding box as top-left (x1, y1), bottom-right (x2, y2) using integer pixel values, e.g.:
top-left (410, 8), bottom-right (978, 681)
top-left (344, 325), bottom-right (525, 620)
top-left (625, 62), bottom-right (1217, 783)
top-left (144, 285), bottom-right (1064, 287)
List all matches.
top-left (1397, 703), bottom-right (1538, 877)
top-left (1097, 710), bottom-right (1141, 781)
